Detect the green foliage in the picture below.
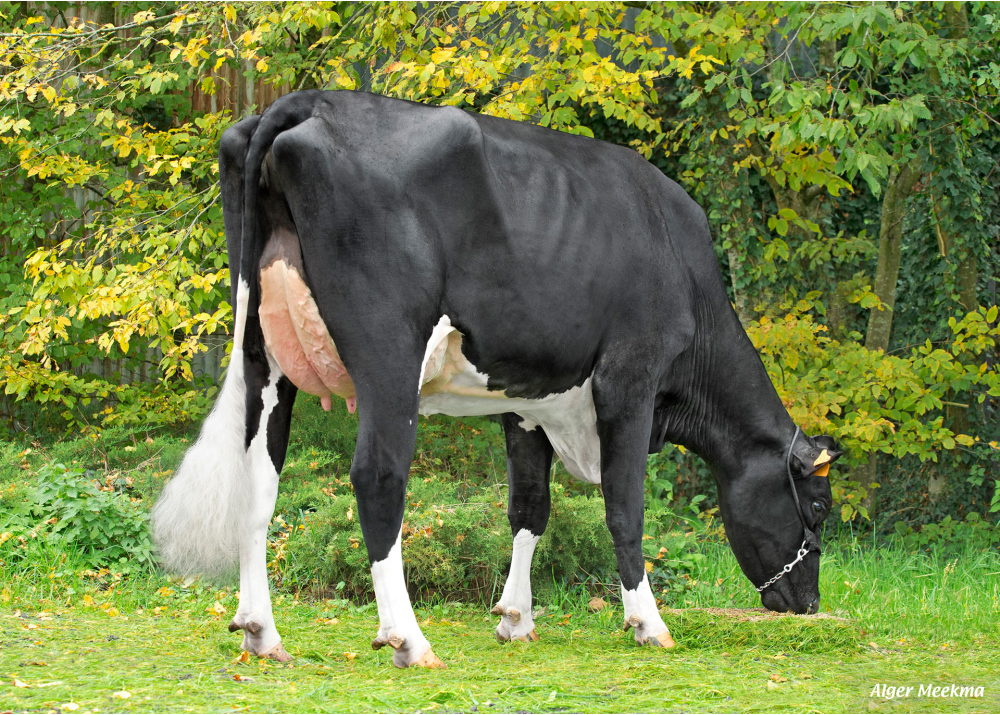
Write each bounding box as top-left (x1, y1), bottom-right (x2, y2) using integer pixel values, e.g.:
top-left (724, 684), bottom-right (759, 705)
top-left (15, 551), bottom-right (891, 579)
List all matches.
top-left (0, 462), bottom-right (155, 572)
top-left (893, 513), bottom-right (1000, 551)
top-left (747, 298), bottom-right (1000, 520)
top-left (0, 1), bottom-right (997, 531)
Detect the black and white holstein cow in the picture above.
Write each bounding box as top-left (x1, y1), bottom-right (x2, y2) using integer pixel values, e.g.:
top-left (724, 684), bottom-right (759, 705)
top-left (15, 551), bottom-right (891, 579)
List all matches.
top-left (152, 90), bottom-right (843, 668)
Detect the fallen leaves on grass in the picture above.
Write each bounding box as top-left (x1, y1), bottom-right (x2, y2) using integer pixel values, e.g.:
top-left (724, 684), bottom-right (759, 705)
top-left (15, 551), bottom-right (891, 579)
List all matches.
top-left (112, 690), bottom-right (131, 699)
top-left (315, 617), bottom-right (339, 625)
top-left (344, 652), bottom-right (357, 661)
top-left (206, 601), bottom-right (226, 616)
top-left (13, 678), bottom-right (29, 688)
top-left (588, 597), bottom-right (607, 612)
top-left (61, 703), bottom-right (79, 711)
top-left (235, 651), bottom-right (250, 664)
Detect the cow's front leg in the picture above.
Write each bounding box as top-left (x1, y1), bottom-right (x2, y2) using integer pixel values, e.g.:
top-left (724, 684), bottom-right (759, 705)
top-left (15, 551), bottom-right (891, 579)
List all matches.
top-left (352, 379), bottom-right (443, 669)
top-left (229, 341), bottom-right (297, 660)
top-left (594, 373), bottom-right (675, 649)
top-left (493, 413), bottom-right (552, 642)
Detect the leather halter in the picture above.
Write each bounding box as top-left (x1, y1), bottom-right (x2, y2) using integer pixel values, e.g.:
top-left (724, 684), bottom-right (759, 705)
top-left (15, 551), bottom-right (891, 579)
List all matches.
top-left (755, 426), bottom-right (822, 593)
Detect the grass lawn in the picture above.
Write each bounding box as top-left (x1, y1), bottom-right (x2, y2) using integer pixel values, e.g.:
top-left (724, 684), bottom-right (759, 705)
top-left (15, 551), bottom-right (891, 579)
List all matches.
top-left (2, 546), bottom-right (999, 714)
top-left (2, 413), bottom-right (998, 712)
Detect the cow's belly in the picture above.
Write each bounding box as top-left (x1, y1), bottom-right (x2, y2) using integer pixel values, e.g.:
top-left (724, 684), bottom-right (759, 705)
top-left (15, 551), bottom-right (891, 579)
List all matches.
top-left (418, 317), bottom-right (601, 484)
top-left (260, 259), bottom-right (601, 483)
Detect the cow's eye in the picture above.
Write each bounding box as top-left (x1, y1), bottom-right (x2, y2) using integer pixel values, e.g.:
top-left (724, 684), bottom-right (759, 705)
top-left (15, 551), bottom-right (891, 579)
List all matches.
top-left (812, 500), bottom-right (826, 513)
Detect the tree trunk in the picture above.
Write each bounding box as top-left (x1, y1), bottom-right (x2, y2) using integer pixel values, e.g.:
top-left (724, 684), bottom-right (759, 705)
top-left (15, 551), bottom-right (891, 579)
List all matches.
top-left (956, 252), bottom-right (979, 313)
top-left (860, 160), bottom-right (920, 521)
top-left (827, 281), bottom-right (850, 340)
top-left (865, 160), bottom-right (922, 353)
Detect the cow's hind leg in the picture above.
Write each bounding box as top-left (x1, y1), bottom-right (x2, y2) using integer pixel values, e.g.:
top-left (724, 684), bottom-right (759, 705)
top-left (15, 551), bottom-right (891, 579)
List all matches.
top-left (228, 328), bottom-right (298, 660)
top-left (493, 413), bottom-right (552, 643)
top-left (593, 362), bottom-right (675, 649)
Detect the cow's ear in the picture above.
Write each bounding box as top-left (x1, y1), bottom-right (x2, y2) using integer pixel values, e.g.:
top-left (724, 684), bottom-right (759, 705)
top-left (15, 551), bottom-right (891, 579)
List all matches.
top-left (790, 434), bottom-right (843, 478)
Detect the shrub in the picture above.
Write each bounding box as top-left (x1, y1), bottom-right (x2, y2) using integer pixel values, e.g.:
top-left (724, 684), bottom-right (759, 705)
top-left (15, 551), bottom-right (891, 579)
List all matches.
top-left (271, 475), bottom-right (630, 604)
top-left (30, 462), bottom-right (155, 571)
top-left (893, 512), bottom-right (1000, 551)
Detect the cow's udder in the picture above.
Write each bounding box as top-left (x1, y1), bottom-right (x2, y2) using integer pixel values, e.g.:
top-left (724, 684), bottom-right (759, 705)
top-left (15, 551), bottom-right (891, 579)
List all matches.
top-left (259, 228), bottom-right (356, 412)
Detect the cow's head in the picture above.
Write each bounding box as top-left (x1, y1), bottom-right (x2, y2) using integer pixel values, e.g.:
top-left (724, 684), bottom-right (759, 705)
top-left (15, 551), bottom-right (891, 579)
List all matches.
top-left (718, 431), bottom-right (843, 614)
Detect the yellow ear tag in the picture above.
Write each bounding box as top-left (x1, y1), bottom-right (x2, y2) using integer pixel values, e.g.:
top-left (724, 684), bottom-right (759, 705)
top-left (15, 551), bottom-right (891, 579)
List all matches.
top-left (813, 463), bottom-right (830, 477)
top-left (813, 449), bottom-right (830, 466)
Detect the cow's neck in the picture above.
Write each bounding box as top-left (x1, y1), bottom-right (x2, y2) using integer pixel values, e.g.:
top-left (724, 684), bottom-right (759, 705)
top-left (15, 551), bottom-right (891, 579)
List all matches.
top-left (661, 301), bottom-right (794, 482)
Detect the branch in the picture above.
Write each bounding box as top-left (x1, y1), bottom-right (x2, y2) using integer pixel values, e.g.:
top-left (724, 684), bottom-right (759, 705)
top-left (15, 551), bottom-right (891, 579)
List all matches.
top-left (802, 183), bottom-right (826, 205)
top-left (85, 182), bottom-right (115, 206)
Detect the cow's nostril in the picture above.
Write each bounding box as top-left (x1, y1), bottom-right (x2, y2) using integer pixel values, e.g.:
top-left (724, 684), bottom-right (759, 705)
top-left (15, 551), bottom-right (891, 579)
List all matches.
top-left (806, 597), bottom-right (820, 615)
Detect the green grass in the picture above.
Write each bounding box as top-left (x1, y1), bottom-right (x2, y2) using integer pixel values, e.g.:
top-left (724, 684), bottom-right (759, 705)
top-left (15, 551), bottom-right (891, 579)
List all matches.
top-left (2, 543), bottom-right (998, 713)
top-left (3, 407), bottom-right (999, 712)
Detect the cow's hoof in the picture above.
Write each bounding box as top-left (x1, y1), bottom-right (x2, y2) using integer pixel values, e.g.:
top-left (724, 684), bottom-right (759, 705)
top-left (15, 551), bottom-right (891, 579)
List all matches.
top-left (645, 630), bottom-right (676, 648)
top-left (372, 632), bottom-right (443, 668)
top-left (229, 618), bottom-right (285, 659)
top-left (624, 616), bottom-right (675, 648)
top-left (495, 625), bottom-right (539, 643)
top-left (409, 648), bottom-right (446, 669)
top-left (260, 641), bottom-right (293, 662)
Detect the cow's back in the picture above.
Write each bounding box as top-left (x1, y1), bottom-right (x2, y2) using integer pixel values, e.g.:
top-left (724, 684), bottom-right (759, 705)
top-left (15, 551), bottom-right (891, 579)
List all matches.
top-left (269, 91), bottom-right (709, 401)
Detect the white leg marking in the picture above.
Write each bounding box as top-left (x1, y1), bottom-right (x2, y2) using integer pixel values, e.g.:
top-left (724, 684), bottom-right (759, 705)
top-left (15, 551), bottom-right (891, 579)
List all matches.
top-left (621, 574), bottom-right (674, 647)
top-left (371, 533), bottom-right (433, 667)
top-left (494, 529), bottom-right (541, 642)
top-left (233, 355), bottom-right (285, 658)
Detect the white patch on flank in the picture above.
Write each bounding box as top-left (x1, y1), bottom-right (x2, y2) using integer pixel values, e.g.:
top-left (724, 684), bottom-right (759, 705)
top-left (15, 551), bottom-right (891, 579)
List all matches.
top-left (418, 315), bottom-right (601, 484)
top-left (494, 529), bottom-right (541, 641)
top-left (371, 533), bottom-right (432, 668)
top-left (232, 354), bottom-right (284, 655)
top-left (418, 315), bottom-right (457, 390)
top-left (621, 574), bottom-right (670, 645)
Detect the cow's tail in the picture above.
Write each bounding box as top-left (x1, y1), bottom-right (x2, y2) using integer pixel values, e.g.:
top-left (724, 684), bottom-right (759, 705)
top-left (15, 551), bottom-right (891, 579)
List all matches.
top-left (151, 92), bottom-right (325, 579)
